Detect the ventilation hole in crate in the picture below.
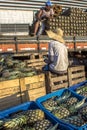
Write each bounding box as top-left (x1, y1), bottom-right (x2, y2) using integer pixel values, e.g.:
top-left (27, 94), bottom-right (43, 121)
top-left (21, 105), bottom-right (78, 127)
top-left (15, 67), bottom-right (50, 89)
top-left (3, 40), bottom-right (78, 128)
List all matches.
top-left (54, 81), bottom-right (63, 85)
top-left (35, 55), bottom-right (39, 59)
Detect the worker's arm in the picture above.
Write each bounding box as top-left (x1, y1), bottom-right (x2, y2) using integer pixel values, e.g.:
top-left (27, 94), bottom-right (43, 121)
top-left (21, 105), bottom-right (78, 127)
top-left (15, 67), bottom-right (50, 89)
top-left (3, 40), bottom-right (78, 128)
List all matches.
top-left (50, 8), bottom-right (54, 18)
top-left (37, 9), bottom-right (43, 21)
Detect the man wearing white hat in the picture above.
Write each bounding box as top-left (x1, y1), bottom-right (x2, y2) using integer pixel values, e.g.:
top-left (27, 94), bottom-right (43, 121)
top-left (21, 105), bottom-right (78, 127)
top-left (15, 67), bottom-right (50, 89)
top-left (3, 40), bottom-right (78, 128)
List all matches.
top-left (43, 28), bottom-right (69, 74)
top-left (31, 0), bottom-right (54, 38)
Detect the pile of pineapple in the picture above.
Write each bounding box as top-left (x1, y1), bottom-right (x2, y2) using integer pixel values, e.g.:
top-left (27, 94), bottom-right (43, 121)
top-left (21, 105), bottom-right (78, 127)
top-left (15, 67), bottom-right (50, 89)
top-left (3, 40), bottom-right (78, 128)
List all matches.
top-left (42, 90), bottom-right (87, 127)
top-left (0, 55), bottom-right (37, 81)
top-left (76, 84), bottom-right (87, 97)
top-left (0, 109), bottom-right (59, 130)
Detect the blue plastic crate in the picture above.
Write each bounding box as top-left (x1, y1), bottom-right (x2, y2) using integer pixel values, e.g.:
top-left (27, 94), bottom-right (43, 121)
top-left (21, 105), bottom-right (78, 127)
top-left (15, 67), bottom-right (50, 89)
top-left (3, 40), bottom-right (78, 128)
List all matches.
top-left (69, 80), bottom-right (87, 97)
top-left (0, 101), bottom-right (70, 130)
top-left (36, 88), bottom-right (87, 130)
top-left (0, 101), bottom-right (38, 119)
top-left (69, 80), bottom-right (87, 91)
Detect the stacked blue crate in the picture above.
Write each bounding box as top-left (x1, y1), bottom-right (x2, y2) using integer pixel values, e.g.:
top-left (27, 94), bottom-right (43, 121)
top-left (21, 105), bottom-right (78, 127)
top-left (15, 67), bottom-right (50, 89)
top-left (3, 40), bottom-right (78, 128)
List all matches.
top-left (36, 88), bottom-right (87, 130)
top-left (0, 101), bottom-right (71, 130)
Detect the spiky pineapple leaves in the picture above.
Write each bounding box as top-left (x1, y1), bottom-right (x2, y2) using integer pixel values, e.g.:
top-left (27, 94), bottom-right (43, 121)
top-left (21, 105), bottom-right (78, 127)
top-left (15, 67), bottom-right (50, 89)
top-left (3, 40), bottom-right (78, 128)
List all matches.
top-left (47, 123), bottom-right (59, 130)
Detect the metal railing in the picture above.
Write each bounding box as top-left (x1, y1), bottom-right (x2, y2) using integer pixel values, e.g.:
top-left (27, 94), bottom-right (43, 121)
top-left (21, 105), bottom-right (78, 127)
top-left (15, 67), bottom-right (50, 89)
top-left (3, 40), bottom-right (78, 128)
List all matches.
top-left (0, 24), bottom-right (30, 36)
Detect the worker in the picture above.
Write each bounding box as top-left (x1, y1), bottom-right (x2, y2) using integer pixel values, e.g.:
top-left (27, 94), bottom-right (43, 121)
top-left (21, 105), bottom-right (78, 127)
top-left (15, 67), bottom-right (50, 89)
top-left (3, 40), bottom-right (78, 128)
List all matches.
top-left (31, 0), bottom-right (54, 38)
top-left (43, 28), bottom-right (69, 74)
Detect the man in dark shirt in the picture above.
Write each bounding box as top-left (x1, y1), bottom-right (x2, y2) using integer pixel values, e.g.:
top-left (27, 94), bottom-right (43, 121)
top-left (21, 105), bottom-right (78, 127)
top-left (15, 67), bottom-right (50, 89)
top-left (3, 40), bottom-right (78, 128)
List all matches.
top-left (31, 0), bottom-right (54, 37)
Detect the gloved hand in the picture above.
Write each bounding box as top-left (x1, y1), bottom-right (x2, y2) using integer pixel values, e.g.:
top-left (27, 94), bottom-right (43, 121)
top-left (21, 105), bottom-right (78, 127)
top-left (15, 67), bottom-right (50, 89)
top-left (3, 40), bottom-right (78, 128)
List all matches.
top-left (42, 65), bottom-right (49, 71)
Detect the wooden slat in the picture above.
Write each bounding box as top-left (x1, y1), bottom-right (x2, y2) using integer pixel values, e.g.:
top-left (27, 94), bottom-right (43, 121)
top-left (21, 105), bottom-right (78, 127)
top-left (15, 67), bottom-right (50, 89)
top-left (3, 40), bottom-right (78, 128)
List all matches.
top-left (68, 67), bottom-right (72, 86)
top-left (28, 87), bottom-right (46, 100)
top-left (26, 81), bottom-right (45, 90)
top-left (29, 92), bottom-right (46, 101)
top-left (0, 90), bottom-right (20, 99)
top-left (72, 77), bottom-right (86, 85)
top-left (19, 78), bottom-right (29, 103)
top-left (51, 75), bottom-right (68, 82)
top-left (0, 79), bottom-right (19, 89)
top-left (25, 74), bottom-right (45, 84)
top-left (52, 82), bottom-right (68, 91)
top-left (29, 52), bottom-right (48, 59)
top-left (70, 65), bottom-right (85, 72)
top-left (34, 66), bottom-right (44, 69)
top-left (0, 87), bottom-right (20, 98)
top-left (71, 71), bottom-right (85, 79)
top-left (27, 62), bottom-right (46, 67)
top-left (0, 98), bottom-right (21, 111)
top-left (0, 92), bottom-right (22, 111)
top-left (0, 96), bottom-right (21, 104)
top-left (28, 87), bottom-right (46, 95)
top-left (26, 58), bottom-right (44, 63)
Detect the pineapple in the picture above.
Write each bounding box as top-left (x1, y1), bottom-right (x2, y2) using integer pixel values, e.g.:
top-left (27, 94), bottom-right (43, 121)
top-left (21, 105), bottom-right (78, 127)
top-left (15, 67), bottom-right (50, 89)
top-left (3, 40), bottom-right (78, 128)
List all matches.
top-left (22, 126), bottom-right (35, 130)
top-left (11, 109), bottom-right (45, 125)
top-left (0, 120), bottom-right (4, 129)
top-left (42, 97), bottom-right (58, 111)
top-left (47, 123), bottom-right (59, 130)
top-left (81, 113), bottom-right (87, 122)
top-left (3, 109), bottom-right (45, 130)
top-left (4, 115), bottom-right (28, 130)
top-left (79, 104), bottom-right (87, 114)
top-left (76, 85), bottom-right (87, 97)
top-left (34, 119), bottom-right (53, 130)
top-left (52, 106), bottom-right (70, 119)
top-left (63, 115), bottom-right (85, 127)
top-left (78, 103), bottom-right (87, 121)
top-left (69, 97), bottom-right (86, 114)
top-left (25, 109), bottom-right (45, 124)
top-left (54, 91), bottom-right (71, 105)
top-left (82, 92), bottom-right (87, 97)
top-left (65, 97), bottom-right (78, 107)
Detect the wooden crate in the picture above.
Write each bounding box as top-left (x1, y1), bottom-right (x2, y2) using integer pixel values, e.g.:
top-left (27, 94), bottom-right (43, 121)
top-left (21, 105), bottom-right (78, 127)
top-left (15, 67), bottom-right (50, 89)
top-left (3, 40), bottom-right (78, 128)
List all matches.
top-left (45, 65), bottom-right (86, 93)
top-left (0, 73), bottom-right (46, 110)
top-left (45, 71), bottom-right (69, 93)
top-left (0, 79), bottom-right (22, 111)
top-left (25, 52), bottom-right (48, 70)
top-left (29, 52), bottom-right (48, 59)
top-left (68, 65), bottom-right (86, 86)
top-left (24, 74), bottom-right (46, 100)
top-left (26, 58), bottom-right (46, 70)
